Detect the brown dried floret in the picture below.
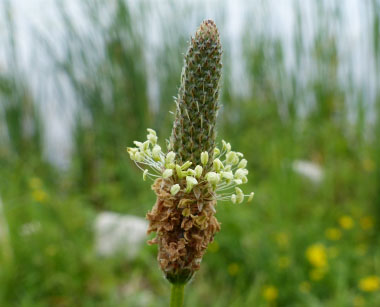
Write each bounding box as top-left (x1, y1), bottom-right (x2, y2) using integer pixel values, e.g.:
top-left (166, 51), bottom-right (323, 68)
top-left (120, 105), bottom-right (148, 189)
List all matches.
top-left (146, 178), bottom-right (221, 284)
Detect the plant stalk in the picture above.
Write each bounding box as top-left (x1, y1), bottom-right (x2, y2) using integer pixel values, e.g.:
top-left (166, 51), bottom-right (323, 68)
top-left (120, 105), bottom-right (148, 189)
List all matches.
top-left (170, 283), bottom-right (185, 307)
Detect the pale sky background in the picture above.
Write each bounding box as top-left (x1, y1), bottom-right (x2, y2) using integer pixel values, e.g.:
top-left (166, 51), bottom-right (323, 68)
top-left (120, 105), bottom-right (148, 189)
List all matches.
top-left (0, 0), bottom-right (376, 167)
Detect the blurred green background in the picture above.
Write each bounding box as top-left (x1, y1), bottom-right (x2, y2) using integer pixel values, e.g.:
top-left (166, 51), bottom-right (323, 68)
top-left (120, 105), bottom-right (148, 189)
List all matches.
top-left (1, 0), bottom-right (380, 306)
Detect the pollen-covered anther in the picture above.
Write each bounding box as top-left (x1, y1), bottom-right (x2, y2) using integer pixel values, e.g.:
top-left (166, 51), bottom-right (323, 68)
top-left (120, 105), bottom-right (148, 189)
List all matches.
top-left (235, 187), bottom-right (244, 204)
top-left (176, 164), bottom-right (185, 178)
top-left (238, 159), bottom-right (247, 169)
top-left (213, 147), bottom-right (220, 157)
top-left (222, 140), bottom-right (231, 152)
top-left (185, 168), bottom-right (196, 176)
top-left (142, 141), bottom-right (150, 152)
top-left (185, 176), bottom-right (198, 193)
top-left (163, 169), bottom-right (173, 179)
top-left (235, 168), bottom-right (248, 179)
top-left (170, 184), bottom-right (181, 196)
top-left (127, 147), bottom-right (138, 160)
top-left (135, 152), bottom-right (144, 162)
top-left (133, 141), bottom-right (143, 147)
top-left (181, 161), bottom-right (192, 170)
top-left (205, 171), bottom-right (221, 185)
top-left (247, 192), bottom-right (254, 202)
top-left (147, 128), bottom-right (157, 136)
top-left (143, 169), bottom-right (149, 181)
top-left (194, 165), bottom-right (203, 178)
top-left (165, 152), bottom-right (176, 169)
top-left (166, 151), bottom-right (176, 164)
top-left (231, 194), bottom-right (237, 204)
top-left (226, 151), bottom-right (239, 165)
top-left (221, 171), bottom-right (234, 180)
top-left (147, 133), bottom-right (157, 145)
top-left (201, 151), bottom-right (209, 165)
top-left (152, 145), bottom-right (162, 161)
top-left (213, 158), bottom-right (224, 172)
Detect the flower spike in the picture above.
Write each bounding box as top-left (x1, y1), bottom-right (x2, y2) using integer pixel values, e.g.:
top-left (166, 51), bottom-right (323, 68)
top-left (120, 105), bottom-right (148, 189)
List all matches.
top-left (127, 20), bottom-right (254, 287)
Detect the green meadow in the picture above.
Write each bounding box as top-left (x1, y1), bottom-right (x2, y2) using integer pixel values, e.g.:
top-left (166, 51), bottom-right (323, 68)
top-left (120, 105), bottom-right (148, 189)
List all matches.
top-left (1, 1), bottom-right (380, 306)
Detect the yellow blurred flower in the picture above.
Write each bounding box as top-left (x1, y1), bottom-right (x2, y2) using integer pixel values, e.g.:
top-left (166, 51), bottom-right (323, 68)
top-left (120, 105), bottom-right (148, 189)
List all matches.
top-left (306, 243), bottom-right (328, 268)
top-left (227, 263), bottom-right (240, 276)
top-left (359, 276), bottom-right (380, 292)
top-left (309, 268), bottom-right (327, 281)
top-left (360, 216), bottom-right (374, 230)
top-left (325, 228), bottom-right (342, 241)
top-left (299, 281), bottom-right (311, 293)
top-left (208, 241), bottom-right (219, 253)
top-left (262, 285), bottom-right (278, 302)
top-left (339, 215), bottom-right (354, 230)
top-left (29, 177), bottom-right (42, 189)
top-left (32, 189), bottom-right (48, 203)
top-left (277, 256), bottom-right (291, 269)
top-left (275, 232), bottom-right (289, 248)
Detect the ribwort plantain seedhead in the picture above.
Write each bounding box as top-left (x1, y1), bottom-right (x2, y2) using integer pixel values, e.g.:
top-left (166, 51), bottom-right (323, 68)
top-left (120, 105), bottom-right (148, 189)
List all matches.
top-left (127, 20), bottom-right (254, 285)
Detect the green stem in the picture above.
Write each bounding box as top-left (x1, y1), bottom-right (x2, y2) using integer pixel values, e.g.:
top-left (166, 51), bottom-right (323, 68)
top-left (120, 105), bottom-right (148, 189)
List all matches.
top-left (170, 283), bottom-right (185, 307)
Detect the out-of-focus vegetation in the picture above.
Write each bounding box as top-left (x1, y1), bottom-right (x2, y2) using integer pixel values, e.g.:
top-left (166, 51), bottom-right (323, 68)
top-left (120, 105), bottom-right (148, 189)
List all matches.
top-left (1, 0), bottom-right (380, 306)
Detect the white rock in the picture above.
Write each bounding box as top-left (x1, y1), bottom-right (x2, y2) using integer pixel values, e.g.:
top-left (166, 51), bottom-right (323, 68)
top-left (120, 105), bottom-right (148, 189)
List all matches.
top-left (94, 212), bottom-right (148, 259)
top-left (20, 221), bottom-right (41, 236)
top-left (292, 160), bottom-right (324, 184)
